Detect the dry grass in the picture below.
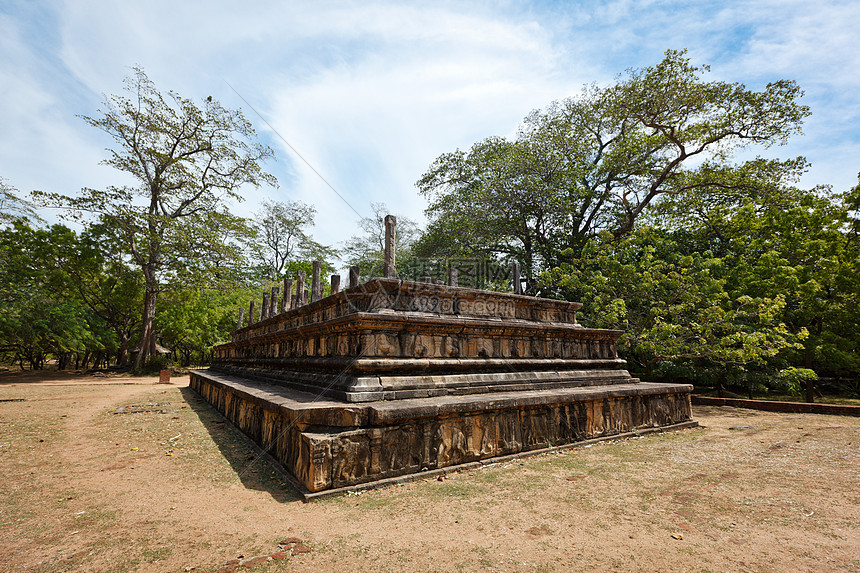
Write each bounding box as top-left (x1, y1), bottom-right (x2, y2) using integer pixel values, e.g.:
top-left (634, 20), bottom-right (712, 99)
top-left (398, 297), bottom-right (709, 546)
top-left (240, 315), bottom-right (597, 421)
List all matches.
top-left (0, 371), bottom-right (858, 572)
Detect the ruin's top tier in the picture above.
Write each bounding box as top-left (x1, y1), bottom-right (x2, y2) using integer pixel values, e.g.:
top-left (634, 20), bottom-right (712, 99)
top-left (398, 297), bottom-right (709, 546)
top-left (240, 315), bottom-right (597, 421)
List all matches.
top-left (232, 278), bottom-right (585, 343)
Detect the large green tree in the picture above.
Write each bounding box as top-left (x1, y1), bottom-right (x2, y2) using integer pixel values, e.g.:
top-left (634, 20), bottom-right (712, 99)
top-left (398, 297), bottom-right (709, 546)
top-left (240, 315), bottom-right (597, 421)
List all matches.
top-left (36, 68), bottom-right (276, 367)
top-left (249, 199), bottom-right (335, 282)
top-left (416, 50), bottom-right (810, 289)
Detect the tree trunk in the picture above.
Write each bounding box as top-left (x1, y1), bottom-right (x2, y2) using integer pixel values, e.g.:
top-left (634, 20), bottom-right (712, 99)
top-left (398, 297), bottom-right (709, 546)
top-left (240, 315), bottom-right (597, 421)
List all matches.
top-left (805, 379), bottom-right (815, 403)
top-left (135, 265), bottom-right (158, 369)
top-left (117, 331), bottom-right (130, 366)
top-left (803, 341), bottom-right (815, 403)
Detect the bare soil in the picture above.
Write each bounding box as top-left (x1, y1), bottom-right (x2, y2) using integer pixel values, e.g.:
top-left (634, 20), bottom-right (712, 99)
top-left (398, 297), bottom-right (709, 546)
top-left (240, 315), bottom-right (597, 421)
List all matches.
top-left (0, 370), bottom-right (857, 573)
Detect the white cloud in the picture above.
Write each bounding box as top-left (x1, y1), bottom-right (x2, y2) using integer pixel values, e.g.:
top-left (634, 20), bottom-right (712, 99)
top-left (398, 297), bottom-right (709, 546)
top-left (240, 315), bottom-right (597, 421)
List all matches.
top-left (1, 0), bottom-right (858, 255)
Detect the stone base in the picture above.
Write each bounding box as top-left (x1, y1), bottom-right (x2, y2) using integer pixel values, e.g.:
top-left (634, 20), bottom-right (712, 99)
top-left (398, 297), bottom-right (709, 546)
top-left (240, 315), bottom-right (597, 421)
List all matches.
top-left (190, 369), bottom-right (695, 495)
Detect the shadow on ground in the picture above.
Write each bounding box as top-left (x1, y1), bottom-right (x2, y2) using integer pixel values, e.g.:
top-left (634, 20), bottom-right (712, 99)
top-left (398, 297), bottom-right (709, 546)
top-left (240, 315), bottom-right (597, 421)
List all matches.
top-left (693, 405), bottom-right (763, 419)
top-left (178, 386), bottom-right (302, 503)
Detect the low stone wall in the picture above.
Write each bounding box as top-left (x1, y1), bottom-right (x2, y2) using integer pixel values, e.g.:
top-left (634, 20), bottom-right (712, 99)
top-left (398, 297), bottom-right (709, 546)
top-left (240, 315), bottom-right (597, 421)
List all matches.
top-left (191, 370), bottom-right (694, 493)
top-left (692, 395), bottom-right (860, 416)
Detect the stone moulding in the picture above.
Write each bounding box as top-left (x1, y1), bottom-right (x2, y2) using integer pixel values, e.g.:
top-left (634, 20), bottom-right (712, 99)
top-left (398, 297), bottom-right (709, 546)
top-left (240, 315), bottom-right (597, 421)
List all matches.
top-left (193, 277), bottom-right (696, 495)
top-left (211, 279), bottom-right (629, 402)
top-left (189, 370), bottom-right (695, 495)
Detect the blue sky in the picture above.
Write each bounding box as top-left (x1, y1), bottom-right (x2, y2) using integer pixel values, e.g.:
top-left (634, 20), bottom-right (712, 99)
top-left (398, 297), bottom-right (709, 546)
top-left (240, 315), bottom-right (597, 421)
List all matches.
top-left (1, 0), bottom-right (859, 266)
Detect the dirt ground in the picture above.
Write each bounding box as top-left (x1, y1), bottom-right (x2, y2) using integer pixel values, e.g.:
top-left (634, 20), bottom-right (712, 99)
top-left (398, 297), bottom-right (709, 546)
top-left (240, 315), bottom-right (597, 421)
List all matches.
top-left (0, 370), bottom-right (857, 573)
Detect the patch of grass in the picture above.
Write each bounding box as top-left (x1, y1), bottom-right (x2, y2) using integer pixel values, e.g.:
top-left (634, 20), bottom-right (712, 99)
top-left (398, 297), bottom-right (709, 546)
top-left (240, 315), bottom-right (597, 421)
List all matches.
top-left (425, 480), bottom-right (485, 500)
top-left (74, 506), bottom-right (118, 526)
top-left (141, 544), bottom-right (174, 562)
top-left (354, 493), bottom-right (397, 511)
top-left (473, 467), bottom-right (504, 484)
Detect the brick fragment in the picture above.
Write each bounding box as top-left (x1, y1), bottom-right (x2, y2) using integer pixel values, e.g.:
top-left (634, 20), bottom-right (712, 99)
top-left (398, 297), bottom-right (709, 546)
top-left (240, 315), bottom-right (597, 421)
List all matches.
top-left (240, 555), bottom-right (271, 567)
top-left (291, 543), bottom-right (311, 555)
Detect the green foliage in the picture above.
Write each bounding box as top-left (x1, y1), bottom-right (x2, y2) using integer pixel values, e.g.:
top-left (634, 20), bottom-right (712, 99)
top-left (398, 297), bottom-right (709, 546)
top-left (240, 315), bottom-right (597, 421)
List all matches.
top-left (541, 173), bottom-right (860, 393)
top-left (650, 178), bottom-right (860, 380)
top-left (155, 285), bottom-right (247, 366)
top-left (416, 50), bottom-right (810, 289)
top-left (775, 367), bottom-right (818, 396)
top-left (544, 228), bottom-right (806, 394)
top-left (0, 221), bottom-right (104, 368)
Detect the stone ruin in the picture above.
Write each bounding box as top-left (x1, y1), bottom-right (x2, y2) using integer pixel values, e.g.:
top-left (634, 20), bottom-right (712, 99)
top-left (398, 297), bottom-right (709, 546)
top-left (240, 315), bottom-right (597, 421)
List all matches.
top-left (191, 216), bottom-right (695, 498)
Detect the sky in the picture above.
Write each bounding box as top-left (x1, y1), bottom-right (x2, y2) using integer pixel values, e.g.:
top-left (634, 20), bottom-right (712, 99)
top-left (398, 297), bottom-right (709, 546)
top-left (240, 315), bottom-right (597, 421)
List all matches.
top-left (1, 0), bottom-right (859, 268)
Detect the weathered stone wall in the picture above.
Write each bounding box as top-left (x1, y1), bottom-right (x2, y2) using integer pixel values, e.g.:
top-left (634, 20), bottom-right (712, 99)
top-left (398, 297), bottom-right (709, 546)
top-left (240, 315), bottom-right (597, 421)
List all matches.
top-left (191, 371), bottom-right (693, 492)
top-left (211, 279), bottom-right (631, 402)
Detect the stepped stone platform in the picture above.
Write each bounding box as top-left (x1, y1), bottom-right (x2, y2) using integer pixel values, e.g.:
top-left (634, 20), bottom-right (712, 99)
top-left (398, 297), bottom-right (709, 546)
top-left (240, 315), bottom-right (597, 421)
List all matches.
top-left (191, 277), bottom-right (695, 496)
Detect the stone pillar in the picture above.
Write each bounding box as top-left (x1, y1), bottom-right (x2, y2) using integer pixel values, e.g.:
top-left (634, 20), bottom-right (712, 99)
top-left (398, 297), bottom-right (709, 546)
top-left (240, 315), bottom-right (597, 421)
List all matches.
top-left (261, 292), bottom-right (270, 320)
top-left (349, 265), bottom-right (360, 288)
top-left (330, 275), bottom-right (341, 295)
top-left (237, 307), bottom-right (245, 330)
top-left (383, 214), bottom-right (396, 278)
top-left (283, 278), bottom-right (293, 312)
top-left (295, 271), bottom-right (306, 308)
top-left (270, 286), bottom-right (279, 317)
top-left (448, 267), bottom-right (458, 287)
top-left (249, 300), bottom-right (256, 324)
top-left (304, 290), bottom-right (309, 304)
top-left (311, 260), bottom-right (322, 302)
top-left (512, 262), bottom-right (522, 295)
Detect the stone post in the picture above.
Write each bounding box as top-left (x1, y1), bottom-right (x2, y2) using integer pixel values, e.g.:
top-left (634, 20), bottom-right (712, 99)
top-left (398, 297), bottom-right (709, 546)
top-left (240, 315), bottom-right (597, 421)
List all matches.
top-left (295, 271), bottom-right (306, 308)
top-left (349, 265), bottom-right (360, 288)
top-left (448, 267), bottom-right (458, 287)
top-left (311, 260), bottom-right (322, 302)
top-left (270, 286), bottom-right (279, 317)
top-left (330, 275), bottom-right (341, 295)
top-left (283, 278), bottom-right (293, 312)
top-left (512, 262), bottom-right (522, 295)
top-left (383, 214), bottom-right (396, 278)
top-left (237, 307), bottom-right (245, 330)
top-left (249, 300), bottom-right (256, 324)
top-left (261, 292), bottom-right (270, 320)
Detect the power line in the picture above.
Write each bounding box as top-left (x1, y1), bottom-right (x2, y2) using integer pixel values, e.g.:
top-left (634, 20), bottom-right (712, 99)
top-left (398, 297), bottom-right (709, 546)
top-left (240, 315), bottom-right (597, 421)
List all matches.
top-left (223, 79), bottom-right (363, 219)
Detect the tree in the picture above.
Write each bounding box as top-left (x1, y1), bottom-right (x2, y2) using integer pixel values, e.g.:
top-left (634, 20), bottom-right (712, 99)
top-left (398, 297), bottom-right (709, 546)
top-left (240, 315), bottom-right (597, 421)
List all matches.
top-left (0, 221), bottom-right (101, 369)
top-left (156, 285), bottom-right (250, 366)
top-left (64, 224), bottom-right (143, 366)
top-left (36, 68), bottom-right (276, 367)
top-left (0, 177), bottom-right (42, 227)
top-left (544, 227), bottom-right (807, 397)
top-left (249, 199), bottom-right (334, 282)
top-left (342, 203), bottom-right (420, 279)
top-left (648, 175), bottom-right (860, 395)
top-left (416, 50), bottom-right (810, 285)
